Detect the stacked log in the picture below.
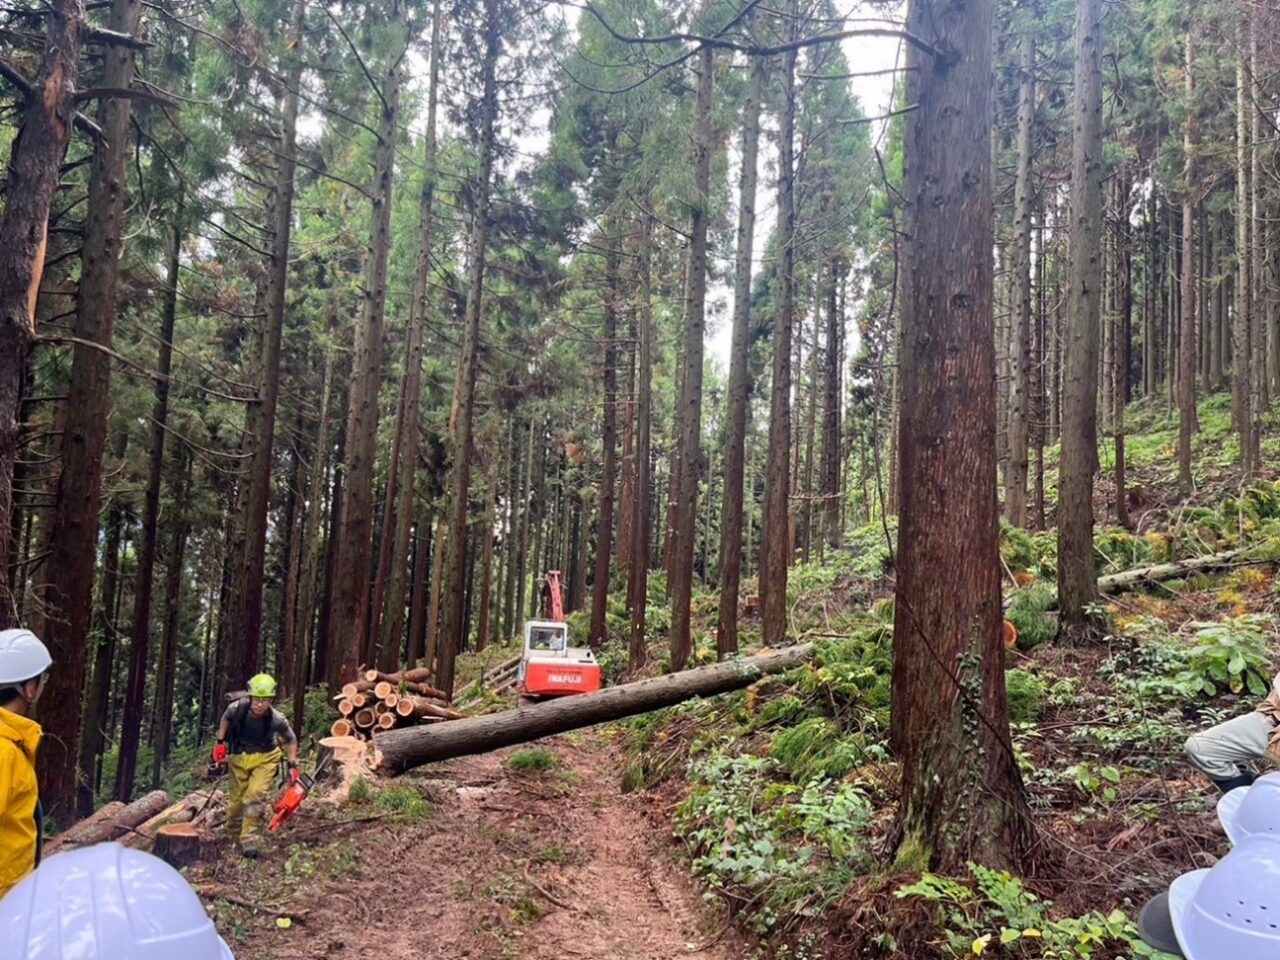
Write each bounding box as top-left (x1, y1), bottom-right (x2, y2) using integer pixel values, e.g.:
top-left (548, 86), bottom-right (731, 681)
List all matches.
top-left (47, 791), bottom-right (172, 853)
top-left (331, 666), bottom-right (465, 741)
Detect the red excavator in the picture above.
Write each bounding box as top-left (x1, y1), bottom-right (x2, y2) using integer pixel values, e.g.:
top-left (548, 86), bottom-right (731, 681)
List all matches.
top-left (518, 570), bottom-right (601, 698)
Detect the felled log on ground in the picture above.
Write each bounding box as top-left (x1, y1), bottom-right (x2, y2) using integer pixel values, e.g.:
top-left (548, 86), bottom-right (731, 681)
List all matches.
top-left (1095, 548), bottom-right (1259, 594)
top-left (394, 695), bottom-right (465, 721)
top-left (363, 666), bottom-right (434, 685)
top-left (51, 790), bottom-right (171, 848)
top-left (373, 643), bottom-right (815, 774)
top-left (120, 788), bottom-right (224, 849)
top-left (153, 822), bottom-right (219, 868)
top-left (46, 801), bottom-right (126, 853)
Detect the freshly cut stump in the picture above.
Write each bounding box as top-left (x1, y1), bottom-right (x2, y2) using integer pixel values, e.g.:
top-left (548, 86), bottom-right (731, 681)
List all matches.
top-left (153, 823), bottom-right (219, 867)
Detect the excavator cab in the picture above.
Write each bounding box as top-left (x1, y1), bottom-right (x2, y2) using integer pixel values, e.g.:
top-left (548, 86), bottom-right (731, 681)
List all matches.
top-left (517, 571), bottom-right (602, 698)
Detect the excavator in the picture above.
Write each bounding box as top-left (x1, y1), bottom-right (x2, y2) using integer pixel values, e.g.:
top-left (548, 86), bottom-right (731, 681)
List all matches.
top-left (518, 570), bottom-right (601, 699)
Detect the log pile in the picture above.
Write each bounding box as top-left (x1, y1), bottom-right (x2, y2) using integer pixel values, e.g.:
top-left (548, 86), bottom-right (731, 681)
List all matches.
top-left (332, 666), bottom-right (466, 741)
top-left (50, 787), bottom-right (226, 868)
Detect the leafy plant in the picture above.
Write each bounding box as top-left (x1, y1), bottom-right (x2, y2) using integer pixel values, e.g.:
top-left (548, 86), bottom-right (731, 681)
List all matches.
top-left (1064, 762), bottom-right (1123, 804)
top-left (896, 862), bottom-right (1165, 958)
top-left (1005, 584), bottom-right (1057, 651)
top-left (1172, 615), bottom-right (1273, 698)
top-left (1004, 669), bottom-right (1046, 723)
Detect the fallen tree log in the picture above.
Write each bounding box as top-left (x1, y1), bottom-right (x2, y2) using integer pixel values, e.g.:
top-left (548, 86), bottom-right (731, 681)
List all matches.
top-left (364, 666), bottom-right (434, 685)
top-left (1095, 548), bottom-right (1261, 594)
top-left (373, 643), bottom-right (815, 774)
top-left (47, 801), bottom-right (126, 853)
top-left (52, 790), bottom-right (171, 847)
top-left (394, 695), bottom-right (465, 721)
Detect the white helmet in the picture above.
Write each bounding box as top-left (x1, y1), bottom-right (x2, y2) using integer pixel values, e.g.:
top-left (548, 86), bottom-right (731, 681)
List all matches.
top-left (0, 842), bottom-right (234, 959)
top-left (0, 629), bottom-right (51, 686)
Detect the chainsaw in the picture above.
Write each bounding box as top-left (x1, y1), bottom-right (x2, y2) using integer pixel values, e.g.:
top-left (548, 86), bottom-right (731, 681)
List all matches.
top-left (268, 752), bottom-right (331, 833)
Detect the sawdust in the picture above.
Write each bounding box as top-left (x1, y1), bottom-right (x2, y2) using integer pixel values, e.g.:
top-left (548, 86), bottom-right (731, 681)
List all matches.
top-left (317, 735), bottom-right (376, 803)
top-left (205, 732), bottom-right (746, 960)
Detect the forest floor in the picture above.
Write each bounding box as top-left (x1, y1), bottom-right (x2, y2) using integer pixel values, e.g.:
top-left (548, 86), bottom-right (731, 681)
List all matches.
top-left (198, 732), bottom-right (748, 960)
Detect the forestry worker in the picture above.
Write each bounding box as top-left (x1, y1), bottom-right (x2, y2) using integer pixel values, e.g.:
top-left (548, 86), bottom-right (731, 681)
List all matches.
top-left (212, 672), bottom-right (299, 857)
top-left (1185, 669), bottom-right (1280, 793)
top-left (0, 628), bottom-right (51, 899)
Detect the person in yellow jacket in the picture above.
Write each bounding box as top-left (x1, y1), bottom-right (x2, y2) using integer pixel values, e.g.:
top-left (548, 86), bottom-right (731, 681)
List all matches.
top-left (212, 673), bottom-right (298, 858)
top-left (0, 628), bottom-right (52, 899)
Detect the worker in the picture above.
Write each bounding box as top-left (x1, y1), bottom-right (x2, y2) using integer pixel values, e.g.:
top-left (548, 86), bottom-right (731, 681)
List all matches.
top-left (0, 841), bottom-right (235, 958)
top-left (0, 628), bottom-right (51, 899)
top-left (212, 673), bottom-right (299, 857)
top-left (1184, 670), bottom-right (1280, 793)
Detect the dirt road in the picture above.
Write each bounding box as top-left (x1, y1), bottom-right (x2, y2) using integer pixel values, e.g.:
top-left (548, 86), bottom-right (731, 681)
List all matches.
top-left (208, 733), bottom-right (743, 960)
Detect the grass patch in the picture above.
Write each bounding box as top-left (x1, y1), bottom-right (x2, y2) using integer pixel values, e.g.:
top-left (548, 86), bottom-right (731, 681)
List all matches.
top-left (374, 785), bottom-right (430, 819)
top-left (508, 747), bottom-right (558, 772)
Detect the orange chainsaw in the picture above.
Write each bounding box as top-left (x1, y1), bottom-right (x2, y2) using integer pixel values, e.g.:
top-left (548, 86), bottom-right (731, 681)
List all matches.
top-left (268, 753), bottom-right (330, 833)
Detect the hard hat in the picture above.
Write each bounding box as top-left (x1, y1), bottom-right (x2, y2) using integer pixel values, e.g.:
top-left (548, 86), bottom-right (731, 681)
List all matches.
top-left (1217, 772), bottom-right (1280, 845)
top-left (1168, 835), bottom-right (1280, 959)
top-left (0, 629), bottom-right (52, 686)
top-left (246, 673), bottom-right (277, 698)
top-left (0, 842), bottom-right (234, 959)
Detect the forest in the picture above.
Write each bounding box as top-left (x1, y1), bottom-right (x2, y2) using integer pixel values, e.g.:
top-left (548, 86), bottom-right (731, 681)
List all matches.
top-left (1, 0), bottom-right (1279, 955)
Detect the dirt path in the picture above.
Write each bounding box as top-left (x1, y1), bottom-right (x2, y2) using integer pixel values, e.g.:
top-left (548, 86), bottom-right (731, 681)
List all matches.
top-left (211, 733), bottom-right (744, 960)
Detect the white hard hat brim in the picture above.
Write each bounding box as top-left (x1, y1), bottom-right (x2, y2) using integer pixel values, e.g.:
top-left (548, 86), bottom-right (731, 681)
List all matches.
top-left (0, 629), bottom-right (52, 685)
top-left (220, 937), bottom-right (235, 960)
top-left (1217, 785), bottom-right (1249, 845)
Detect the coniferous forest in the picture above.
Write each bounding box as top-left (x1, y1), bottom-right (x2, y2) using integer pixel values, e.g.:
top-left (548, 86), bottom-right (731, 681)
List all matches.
top-left (2, 0), bottom-right (1280, 955)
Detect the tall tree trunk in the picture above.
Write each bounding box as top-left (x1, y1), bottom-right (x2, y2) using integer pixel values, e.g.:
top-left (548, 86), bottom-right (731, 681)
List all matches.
top-left (1234, 27), bottom-right (1252, 473)
top-left (1006, 34), bottom-right (1035, 529)
top-left (820, 255), bottom-right (842, 550)
top-left (1247, 14), bottom-right (1264, 463)
top-left (329, 2), bottom-right (406, 686)
top-left (589, 235), bottom-right (621, 647)
top-left (1057, 0), bottom-right (1106, 638)
top-left (406, 519), bottom-right (431, 664)
top-left (115, 185), bottom-right (185, 801)
top-left (36, 0), bottom-right (141, 821)
top-left (75, 430), bottom-right (126, 818)
top-left (0, 0), bottom-right (84, 628)
top-left (668, 46), bottom-right (713, 671)
top-left (761, 28), bottom-right (797, 649)
top-left (716, 63), bottom-right (762, 659)
top-left (1033, 207), bottom-right (1047, 531)
top-left (151, 445), bottom-right (190, 786)
top-left (1115, 168), bottom-right (1131, 530)
top-left (892, 0), bottom-right (1031, 872)
top-left (476, 450), bottom-right (499, 651)
top-left (617, 299), bottom-right (637, 583)
top-left (376, 0), bottom-right (442, 671)
top-left (227, 0), bottom-right (306, 685)
top-left (514, 423), bottom-right (533, 632)
top-left (293, 319), bottom-right (336, 724)
top-left (438, 0), bottom-right (500, 698)
top-left (628, 215), bottom-right (654, 669)
top-left (1178, 19), bottom-right (1198, 497)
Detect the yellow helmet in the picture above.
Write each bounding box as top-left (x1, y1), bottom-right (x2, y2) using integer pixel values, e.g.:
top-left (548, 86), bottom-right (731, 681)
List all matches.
top-left (247, 673), bottom-right (277, 698)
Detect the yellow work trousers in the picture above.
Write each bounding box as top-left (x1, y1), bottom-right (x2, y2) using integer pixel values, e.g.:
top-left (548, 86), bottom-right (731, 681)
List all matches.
top-left (225, 748), bottom-right (282, 843)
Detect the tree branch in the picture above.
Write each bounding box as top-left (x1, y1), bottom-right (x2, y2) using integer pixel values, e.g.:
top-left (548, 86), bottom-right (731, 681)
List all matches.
top-left (323, 5), bottom-right (390, 117)
top-left (0, 57), bottom-right (103, 140)
top-left (84, 26), bottom-right (152, 49)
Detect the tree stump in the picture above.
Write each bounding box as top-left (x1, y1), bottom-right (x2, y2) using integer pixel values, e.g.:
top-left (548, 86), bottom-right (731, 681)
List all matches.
top-left (153, 823), bottom-right (219, 868)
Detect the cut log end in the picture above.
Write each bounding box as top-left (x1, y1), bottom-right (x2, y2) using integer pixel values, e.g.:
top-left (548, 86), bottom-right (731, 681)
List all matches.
top-left (331, 719), bottom-right (353, 737)
top-left (153, 822), bottom-right (219, 868)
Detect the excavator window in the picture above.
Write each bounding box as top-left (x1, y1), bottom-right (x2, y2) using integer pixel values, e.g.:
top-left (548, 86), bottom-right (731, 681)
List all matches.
top-left (529, 626), bottom-right (566, 652)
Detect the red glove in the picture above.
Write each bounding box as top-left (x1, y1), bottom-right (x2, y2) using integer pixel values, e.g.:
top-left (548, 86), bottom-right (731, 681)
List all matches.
top-left (289, 764), bottom-right (301, 784)
top-left (212, 742), bottom-right (228, 765)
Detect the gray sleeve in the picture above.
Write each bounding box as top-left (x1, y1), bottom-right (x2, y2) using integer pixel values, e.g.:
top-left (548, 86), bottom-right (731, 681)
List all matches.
top-left (272, 710), bottom-right (298, 745)
top-left (220, 701), bottom-right (241, 725)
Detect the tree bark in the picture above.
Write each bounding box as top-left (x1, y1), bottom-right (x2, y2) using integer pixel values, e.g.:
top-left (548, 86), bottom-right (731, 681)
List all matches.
top-left (1057, 0), bottom-right (1106, 639)
top-left (376, 0), bottom-right (442, 671)
top-left (667, 46), bottom-right (714, 671)
top-left (226, 0), bottom-right (306, 684)
top-left (437, 0), bottom-right (500, 698)
top-left (1177, 20), bottom-right (1198, 497)
top-left (715, 62), bottom-right (762, 659)
top-left (476, 450), bottom-right (499, 651)
top-left (0, 0), bottom-right (84, 628)
top-left (1005, 34), bottom-right (1034, 529)
top-left (629, 215), bottom-right (654, 669)
top-left (115, 190), bottom-right (185, 801)
top-left (891, 0), bottom-right (1032, 872)
top-left (1114, 169), bottom-right (1131, 530)
top-left (374, 643), bottom-right (815, 773)
top-left (1247, 14), bottom-right (1264, 466)
top-left (761, 25), bottom-right (797, 650)
top-left (151, 445), bottom-right (191, 786)
top-left (329, 1), bottom-right (406, 686)
top-left (36, 0), bottom-right (140, 820)
top-left (589, 234), bottom-right (621, 647)
top-left (820, 254), bottom-right (842, 551)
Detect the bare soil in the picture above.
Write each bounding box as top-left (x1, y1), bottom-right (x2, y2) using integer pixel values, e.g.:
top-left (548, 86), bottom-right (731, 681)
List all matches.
top-left (198, 733), bottom-right (747, 960)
